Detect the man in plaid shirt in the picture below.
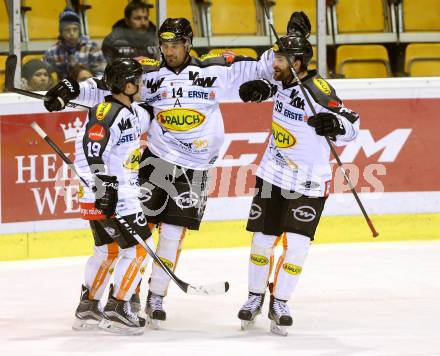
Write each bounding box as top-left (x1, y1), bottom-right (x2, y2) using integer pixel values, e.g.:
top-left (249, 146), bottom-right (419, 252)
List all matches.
top-left (44, 7), bottom-right (106, 79)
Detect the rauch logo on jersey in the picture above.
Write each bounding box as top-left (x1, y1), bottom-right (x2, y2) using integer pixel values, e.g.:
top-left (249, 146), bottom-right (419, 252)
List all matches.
top-left (157, 109), bottom-right (206, 131)
top-left (313, 78), bottom-right (332, 96)
top-left (272, 121), bottom-right (296, 148)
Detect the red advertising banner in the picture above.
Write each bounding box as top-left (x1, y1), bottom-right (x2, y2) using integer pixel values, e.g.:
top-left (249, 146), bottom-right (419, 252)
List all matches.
top-left (1, 99), bottom-right (439, 224)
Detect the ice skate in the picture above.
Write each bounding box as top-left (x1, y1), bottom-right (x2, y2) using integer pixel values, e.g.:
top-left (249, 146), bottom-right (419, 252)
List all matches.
top-left (145, 291), bottom-right (166, 329)
top-left (72, 285), bottom-right (103, 331)
top-left (129, 291), bottom-right (141, 314)
top-left (99, 286), bottom-right (146, 336)
top-left (238, 292), bottom-right (265, 330)
top-left (268, 295), bottom-right (293, 336)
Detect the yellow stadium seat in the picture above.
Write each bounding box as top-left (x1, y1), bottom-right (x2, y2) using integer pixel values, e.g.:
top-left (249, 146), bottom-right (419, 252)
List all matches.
top-left (0, 55), bottom-right (8, 91)
top-left (26, 0), bottom-right (66, 40)
top-left (86, 0), bottom-right (127, 38)
top-left (211, 0), bottom-right (257, 35)
top-left (336, 45), bottom-right (391, 78)
top-left (272, 0), bottom-right (316, 35)
top-left (0, 1), bottom-right (8, 41)
top-left (405, 43), bottom-right (440, 76)
top-left (336, 0), bottom-right (385, 33)
top-left (167, 0), bottom-right (194, 22)
top-left (403, 0), bottom-right (440, 31)
top-left (22, 54), bottom-right (43, 64)
top-left (206, 48), bottom-right (258, 58)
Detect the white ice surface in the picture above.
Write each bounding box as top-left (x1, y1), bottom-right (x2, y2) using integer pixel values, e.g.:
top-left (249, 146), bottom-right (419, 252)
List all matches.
top-left (1, 241), bottom-right (439, 356)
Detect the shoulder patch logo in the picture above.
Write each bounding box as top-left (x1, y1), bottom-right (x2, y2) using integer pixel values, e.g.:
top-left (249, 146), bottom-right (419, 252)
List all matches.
top-left (96, 102), bottom-right (112, 121)
top-left (313, 78), bottom-right (332, 96)
top-left (87, 123), bottom-right (106, 141)
top-left (137, 57), bottom-right (160, 67)
top-left (200, 53), bottom-right (221, 61)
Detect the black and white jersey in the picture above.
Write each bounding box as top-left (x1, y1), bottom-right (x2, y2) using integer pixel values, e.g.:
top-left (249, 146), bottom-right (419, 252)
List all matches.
top-left (76, 54), bottom-right (273, 170)
top-left (74, 96), bottom-right (150, 216)
top-left (257, 71), bottom-right (360, 197)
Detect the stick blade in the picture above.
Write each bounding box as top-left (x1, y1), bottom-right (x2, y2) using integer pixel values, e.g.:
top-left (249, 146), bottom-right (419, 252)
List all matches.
top-left (186, 281), bottom-right (230, 296)
top-left (5, 54), bottom-right (17, 90)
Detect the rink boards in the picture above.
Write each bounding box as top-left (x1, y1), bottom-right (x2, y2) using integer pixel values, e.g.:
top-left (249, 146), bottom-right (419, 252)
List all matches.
top-left (0, 77), bottom-right (439, 259)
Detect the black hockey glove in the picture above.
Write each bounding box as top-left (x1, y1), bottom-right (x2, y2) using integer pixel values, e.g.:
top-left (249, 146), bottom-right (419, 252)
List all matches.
top-left (287, 11), bottom-right (311, 38)
top-left (239, 80), bottom-right (276, 103)
top-left (44, 77), bottom-right (80, 112)
top-left (93, 174), bottom-right (119, 218)
top-left (307, 112), bottom-right (346, 137)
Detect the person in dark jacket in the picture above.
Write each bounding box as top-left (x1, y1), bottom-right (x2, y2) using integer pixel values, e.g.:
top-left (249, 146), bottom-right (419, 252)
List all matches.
top-left (102, 1), bottom-right (159, 63)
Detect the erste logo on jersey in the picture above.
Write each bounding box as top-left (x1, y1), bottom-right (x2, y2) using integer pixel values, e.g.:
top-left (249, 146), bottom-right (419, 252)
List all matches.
top-left (272, 121), bottom-right (296, 148)
top-left (157, 108), bottom-right (206, 131)
top-left (313, 78), bottom-right (332, 96)
top-left (124, 149), bottom-right (142, 170)
top-left (87, 124), bottom-right (106, 141)
top-left (96, 102), bottom-right (112, 121)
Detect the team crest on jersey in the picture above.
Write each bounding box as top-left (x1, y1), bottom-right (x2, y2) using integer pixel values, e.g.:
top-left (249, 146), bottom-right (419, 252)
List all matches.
top-left (272, 121), bottom-right (296, 148)
top-left (313, 78), bottom-right (332, 96)
top-left (157, 108), bottom-right (206, 131)
top-left (96, 102), bottom-right (112, 121)
top-left (124, 148), bottom-right (142, 170)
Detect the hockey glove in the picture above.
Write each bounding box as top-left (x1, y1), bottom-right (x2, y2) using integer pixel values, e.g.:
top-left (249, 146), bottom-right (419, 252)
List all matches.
top-left (307, 112), bottom-right (346, 137)
top-left (44, 77), bottom-right (80, 112)
top-left (93, 174), bottom-right (119, 218)
top-left (287, 11), bottom-right (311, 38)
top-left (239, 80), bottom-right (276, 103)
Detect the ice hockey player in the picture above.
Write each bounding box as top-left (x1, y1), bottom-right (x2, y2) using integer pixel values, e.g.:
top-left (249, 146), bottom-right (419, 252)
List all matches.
top-left (236, 30), bottom-right (360, 335)
top-left (43, 17), bottom-right (274, 329)
top-left (71, 58), bottom-right (153, 335)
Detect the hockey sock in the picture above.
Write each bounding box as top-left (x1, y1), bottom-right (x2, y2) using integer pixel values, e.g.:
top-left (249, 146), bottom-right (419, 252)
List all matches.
top-left (273, 232), bottom-right (310, 301)
top-left (248, 232), bottom-right (280, 294)
top-left (112, 237), bottom-right (154, 301)
top-left (85, 242), bottom-right (119, 300)
top-left (149, 223), bottom-right (186, 296)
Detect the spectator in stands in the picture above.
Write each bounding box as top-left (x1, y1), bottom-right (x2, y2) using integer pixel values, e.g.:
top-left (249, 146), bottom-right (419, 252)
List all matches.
top-left (102, 0), bottom-right (159, 63)
top-left (69, 64), bottom-right (95, 82)
top-left (43, 7), bottom-right (106, 79)
top-left (21, 59), bottom-right (52, 91)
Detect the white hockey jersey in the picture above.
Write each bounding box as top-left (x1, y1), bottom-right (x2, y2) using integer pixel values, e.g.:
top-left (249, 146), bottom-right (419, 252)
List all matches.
top-left (256, 71), bottom-right (360, 197)
top-left (74, 97), bottom-right (151, 218)
top-left (76, 54), bottom-right (273, 170)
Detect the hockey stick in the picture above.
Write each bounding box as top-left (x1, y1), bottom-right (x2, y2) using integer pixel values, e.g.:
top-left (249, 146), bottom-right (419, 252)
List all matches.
top-left (4, 54), bottom-right (91, 110)
top-left (261, 1), bottom-right (379, 238)
top-left (30, 121), bottom-right (229, 296)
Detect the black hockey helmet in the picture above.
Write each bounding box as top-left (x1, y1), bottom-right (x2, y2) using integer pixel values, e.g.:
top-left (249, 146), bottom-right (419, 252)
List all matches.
top-left (104, 58), bottom-right (143, 93)
top-left (273, 32), bottom-right (313, 66)
top-left (287, 11), bottom-right (311, 38)
top-left (158, 17), bottom-right (193, 44)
